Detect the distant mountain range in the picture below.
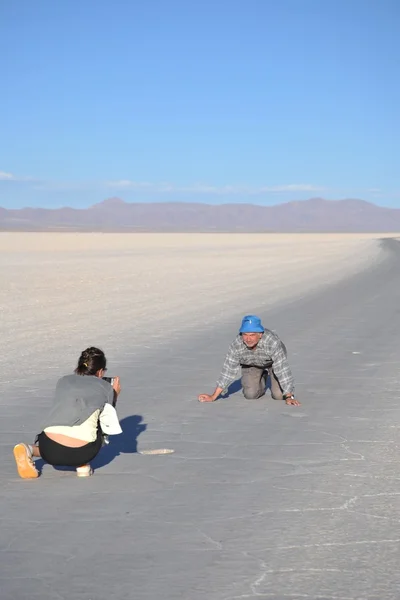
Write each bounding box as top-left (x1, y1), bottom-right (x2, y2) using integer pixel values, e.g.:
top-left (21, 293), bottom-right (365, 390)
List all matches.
top-left (1, 197), bottom-right (400, 232)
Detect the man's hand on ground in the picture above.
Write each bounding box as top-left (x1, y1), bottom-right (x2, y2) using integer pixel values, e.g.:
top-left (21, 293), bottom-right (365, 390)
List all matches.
top-left (198, 394), bottom-right (216, 402)
top-left (285, 397), bottom-right (301, 406)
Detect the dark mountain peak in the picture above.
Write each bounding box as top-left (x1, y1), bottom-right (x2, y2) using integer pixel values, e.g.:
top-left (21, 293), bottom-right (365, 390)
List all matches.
top-left (90, 197), bottom-right (126, 209)
top-left (303, 197), bottom-right (327, 204)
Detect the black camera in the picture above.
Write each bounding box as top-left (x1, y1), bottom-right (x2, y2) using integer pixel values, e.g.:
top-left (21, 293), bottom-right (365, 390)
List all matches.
top-left (102, 376), bottom-right (115, 386)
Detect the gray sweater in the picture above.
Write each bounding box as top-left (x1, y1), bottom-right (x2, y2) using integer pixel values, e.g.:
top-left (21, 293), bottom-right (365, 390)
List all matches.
top-left (43, 374), bottom-right (114, 429)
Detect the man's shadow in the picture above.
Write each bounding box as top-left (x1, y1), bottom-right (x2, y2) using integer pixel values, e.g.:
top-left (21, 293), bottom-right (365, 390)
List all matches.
top-left (92, 414), bottom-right (147, 469)
top-left (220, 379), bottom-right (242, 398)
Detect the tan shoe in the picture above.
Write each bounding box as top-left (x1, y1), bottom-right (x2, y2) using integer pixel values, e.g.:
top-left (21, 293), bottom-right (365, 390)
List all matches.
top-left (13, 443), bottom-right (39, 479)
top-left (76, 464), bottom-right (93, 477)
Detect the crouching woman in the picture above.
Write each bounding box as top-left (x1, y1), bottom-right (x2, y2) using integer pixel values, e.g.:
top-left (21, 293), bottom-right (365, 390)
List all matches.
top-left (13, 347), bottom-right (121, 478)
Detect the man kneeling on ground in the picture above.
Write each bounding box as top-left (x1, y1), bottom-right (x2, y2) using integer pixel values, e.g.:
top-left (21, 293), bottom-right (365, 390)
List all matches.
top-left (198, 315), bottom-right (300, 406)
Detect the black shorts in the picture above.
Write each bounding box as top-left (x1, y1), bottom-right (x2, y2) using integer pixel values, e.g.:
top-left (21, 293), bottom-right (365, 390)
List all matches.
top-left (37, 428), bottom-right (103, 467)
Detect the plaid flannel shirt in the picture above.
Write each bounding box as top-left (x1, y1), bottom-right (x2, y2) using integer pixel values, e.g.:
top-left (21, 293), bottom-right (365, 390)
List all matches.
top-left (216, 330), bottom-right (295, 394)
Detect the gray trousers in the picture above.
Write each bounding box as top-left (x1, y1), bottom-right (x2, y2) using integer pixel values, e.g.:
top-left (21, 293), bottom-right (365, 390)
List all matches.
top-left (241, 365), bottom-right (284, 400)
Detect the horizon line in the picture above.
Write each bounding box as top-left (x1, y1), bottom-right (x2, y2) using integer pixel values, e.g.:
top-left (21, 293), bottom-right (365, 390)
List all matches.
top-left (0, 196), bottom-right (395, 211)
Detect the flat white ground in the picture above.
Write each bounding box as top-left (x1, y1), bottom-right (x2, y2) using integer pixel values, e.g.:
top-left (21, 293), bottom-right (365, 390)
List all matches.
top-left (0, 232), bottom-right (394, 390)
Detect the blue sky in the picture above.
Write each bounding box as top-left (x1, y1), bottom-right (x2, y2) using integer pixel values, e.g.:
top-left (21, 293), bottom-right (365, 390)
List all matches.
top-left (1, 0), bottom-right (399, 209)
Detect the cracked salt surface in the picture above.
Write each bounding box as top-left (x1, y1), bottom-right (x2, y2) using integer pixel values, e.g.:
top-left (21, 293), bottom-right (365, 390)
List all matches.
top-left (2, 234), bottom-right (400, 600)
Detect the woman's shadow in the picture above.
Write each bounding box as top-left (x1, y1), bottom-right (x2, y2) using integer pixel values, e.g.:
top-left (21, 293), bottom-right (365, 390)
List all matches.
top-left (92, 414), bottom-right (147, 470)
